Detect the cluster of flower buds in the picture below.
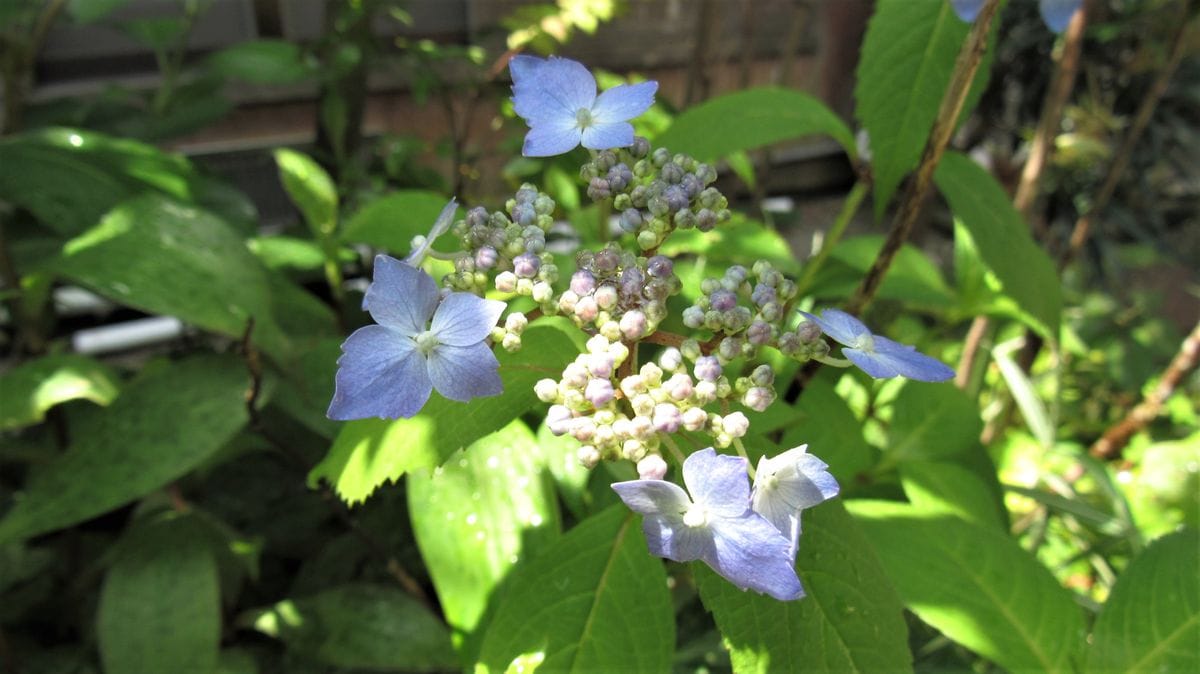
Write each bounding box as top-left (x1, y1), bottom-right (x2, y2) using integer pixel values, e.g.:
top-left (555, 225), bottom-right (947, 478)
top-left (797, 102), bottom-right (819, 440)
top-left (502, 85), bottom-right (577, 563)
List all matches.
top-left (555, 245), bottom-right (680, 340)
top-left (537, 336), bottom-right (759, 470)
top-left (444, 184), bottom-right (559, 301)
top-left (580, 139), bottom-right (734, 250)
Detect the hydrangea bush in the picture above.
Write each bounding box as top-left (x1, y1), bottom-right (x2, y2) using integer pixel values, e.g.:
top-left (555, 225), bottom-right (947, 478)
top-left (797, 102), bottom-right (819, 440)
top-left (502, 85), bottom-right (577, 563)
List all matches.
top-left (0, 0), bottom-right (1195, 672)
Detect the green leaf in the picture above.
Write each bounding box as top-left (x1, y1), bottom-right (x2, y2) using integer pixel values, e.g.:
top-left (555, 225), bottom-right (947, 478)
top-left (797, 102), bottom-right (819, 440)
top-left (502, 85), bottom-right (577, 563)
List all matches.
top-left (55, 193), bottom-right (332, 360)
top-left (900, 461), bottom-right (1007, 530)
top-left (309, 320), bottom-right (579, 504)
top-left (247, 235), bottom-right (328, 271)
top-left (1085, 528), bottom-right (1199, 672)
top-left (849, 500), bottom-right (1085, 672)
top-left (207, 40), bottom-right (313, 85)
top-left (0, 354), bottom-right (119, 431)
top-left (408, 420), bottom-right (560, 635)
top-left (339, 189), bottom-right (453, 254)
top-left (245, 584), bottom-right (456, 671)
top-left (474, 506), bottom-right (674, 672)
top-left (656, 87), bottom-right (856, 161)
top-left (659, 215), bottom-right (799, 273)
top-left (275, 149), bottom-right (337, 237)
top-left (806, 235), bottom-right (956, 309)
top-left (697, 500), bottom-right (910, 673)
top-left (67, 0), bottom-right (135, 24)
top-left (545, 164), bottom-right (581, 212)
top-left (935, 151), bottom-right (1061, 336)
top-left (0, 355), bottom-right (250, 543)
top-left (97, 515), bottom-right (220, 674)
top-left (856, 1), bottom-right (990, 218)
top-left (993, 339), bottom-right (1056, 447)
top-left (888, 382), bottom-right (981, 461)
top-left (782, 378), bottom-right (874, 489)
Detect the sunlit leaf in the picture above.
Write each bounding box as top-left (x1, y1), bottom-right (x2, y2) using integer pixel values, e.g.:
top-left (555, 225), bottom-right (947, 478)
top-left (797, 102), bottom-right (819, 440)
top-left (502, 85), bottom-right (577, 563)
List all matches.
top-left (697, 500), bottom-right (912, 673)
top-left (849, 500), bottom-right (1085, 672)
top-left (0, 354), bottom-right (119, 431)
top-left (1085, 528), bottom-right (1199, 672)
top-left (275, 149), bottom-right (337, 237)
top-left (409, 420), bottom-right (559, 638)
top-left (474, 506), bottom-right (673, 672)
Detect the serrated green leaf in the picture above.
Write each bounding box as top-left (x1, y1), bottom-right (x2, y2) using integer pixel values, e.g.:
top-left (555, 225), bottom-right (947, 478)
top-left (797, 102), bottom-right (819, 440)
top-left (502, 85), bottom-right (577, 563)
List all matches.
top-left (936, 152), bottom-right (1061, 336)
top-left (97, 515), bottom-right (220, 674)
top-left (696, 500), bottom-right (911, 673)
top-left (656, 87), bottom-right (856, 161)
top-left (900, 461), bottom-right (1006, 530)
top-left (849, 500), bottom-right (1085, 673)
top-left (339, 189), bottom-right (454, 254)
top-left (0, 355), bottom-right (250, 543)
top-left (856, 1), bottom-right (993, 218)
top-left (474, 506), bottom-right (673, 672)
top-left (309, 320), bottom-right (579, 504)
top-left (275, 149), bottom-right (337, 237)
top-left (245, 584), bottom-right (456, 671)
top-left (55, 193), bottom-right (333, 360)
top-left (409, 420), bottom-right (559, 637)
top-left (207, 40), bottom-right (313, 85)
top-left (0, 354), bottom-right (119, 431)
top-left (888, 381), bottom-right (981, 461)
top-left (1085, 528), bottom-right (1199, 672)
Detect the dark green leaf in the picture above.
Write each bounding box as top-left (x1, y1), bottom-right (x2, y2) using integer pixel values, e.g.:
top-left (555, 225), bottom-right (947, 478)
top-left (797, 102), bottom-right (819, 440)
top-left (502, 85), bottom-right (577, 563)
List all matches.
top-left (67, 0), bottom-right (135, 24)
top-left (782, 378), bottom-right (874, 488)
top-left (1085, 528), bottom-right (1198, 672)
top-left (55, 193), bottom-right (332, 360)
top-left (309, 320), bottom-right (579, 504)
top-left (207, 40), bottom-right (313, 85)
top-left (656, 87), bottom-right (856, 161)
top-left (0, 354), bottom-right (119, 431)
top-left (339, 189), bottom-right (454, 254)
top-left (806, 235), bottom-right (956, 309)
top-left (409, 420), bottom-right (559, 634)
top-left (888, 382), bottom-right (981, 461)
top-left (97, 516), bottom-right (220, 674)
top-left (856, 1), bottom-right (992, 217)
top-left (900, 461), bottom-right (1007, 530)
top-left (0, 355), bottom-right (250, 543)
top-left (935, 151), bottom-right (1061, 336)
top-left (697, 500), bottom-right (911, 673)
top-left (475, 506), bottom-right (674, 673)
top-left (245, 584), bottom-right (456, 671)
top-left (849, 500), bottom-right (1085, 672)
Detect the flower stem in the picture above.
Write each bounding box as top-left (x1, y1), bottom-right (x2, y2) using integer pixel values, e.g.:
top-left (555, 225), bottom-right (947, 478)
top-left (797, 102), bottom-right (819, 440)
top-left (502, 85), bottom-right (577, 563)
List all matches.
top-left (661, 434), bottom-right (687, 466)
top-left (732, 437), bottom-right (755, 479)
top-left (846, 0), bottom-right (1001, 315)
top-left (813, 354), bottom-right (852, 368)
top-left (795, 180), bottom-right (868, 297)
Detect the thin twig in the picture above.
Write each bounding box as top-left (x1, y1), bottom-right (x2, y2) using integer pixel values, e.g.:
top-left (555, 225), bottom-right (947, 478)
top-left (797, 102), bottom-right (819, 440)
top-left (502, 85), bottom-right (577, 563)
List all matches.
top-left (1089, 320), bottom-right (1200, 460)
top-left (955, 5), bottom-right (1088, 389)
top-left (845, 0), bottom-right (1002, 315)
top-left (238, 319), bottom-right (436, 613)
top-left (1060, 0), bottom-right (1192, 269)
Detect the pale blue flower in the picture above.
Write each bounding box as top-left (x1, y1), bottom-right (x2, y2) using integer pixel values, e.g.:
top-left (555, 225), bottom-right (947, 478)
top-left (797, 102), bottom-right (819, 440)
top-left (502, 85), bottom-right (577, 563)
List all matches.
top-left (801, 309), bottom-right (954, 382)
top-left (328, 255), bottom-right (505, 420)
top-left (950, 0), bottom-right (1081, 33)
top-left (510, 55), bottom-right (657, 157)
top-left (612, 448), bottom-right (805, 601)
top-left (751, 444), bottom-right (839, 555)
top-left (1039, 0), bottom-right (1081, 33)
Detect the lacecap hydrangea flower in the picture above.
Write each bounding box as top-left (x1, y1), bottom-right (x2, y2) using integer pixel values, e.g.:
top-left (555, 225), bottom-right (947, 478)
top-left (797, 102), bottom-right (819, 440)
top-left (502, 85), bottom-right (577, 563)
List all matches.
top-left (327, 255), bottom-right (505, 420)
top-left (612, 448), bottom-right (805, 601)
top-left (751, 445), bottom-right (840, 554)
top-left (949, 0), bottom-right (1082, 33)
top-left (801, 309), bottom-right (954, 382)
top-left (510, 55), bottom-right (658, 157)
